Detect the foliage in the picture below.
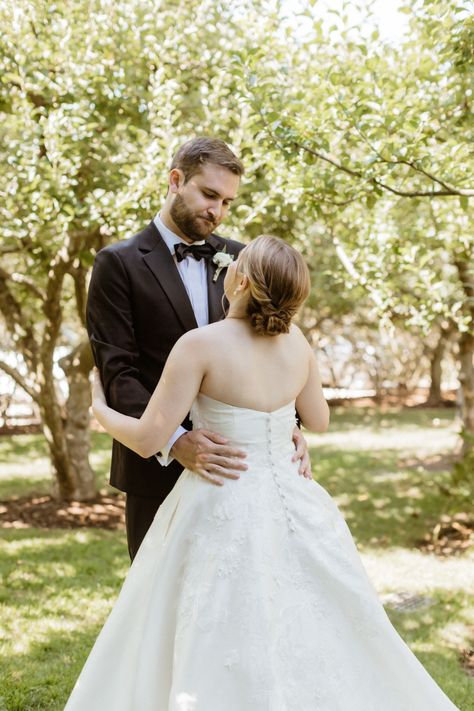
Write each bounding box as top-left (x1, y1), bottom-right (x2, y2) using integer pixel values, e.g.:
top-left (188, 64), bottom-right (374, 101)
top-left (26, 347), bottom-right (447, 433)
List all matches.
top-left (0, 0), bottom-right (473, 496)
top-left (235, 0), bottom-right (474, 473)
top-left (0, 0), bottom-right (283, 496)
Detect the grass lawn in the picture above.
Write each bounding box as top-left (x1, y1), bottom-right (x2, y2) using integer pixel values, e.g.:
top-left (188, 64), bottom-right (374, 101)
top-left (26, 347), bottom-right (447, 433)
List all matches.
top-left (0, 407), bottom-right (473, 710)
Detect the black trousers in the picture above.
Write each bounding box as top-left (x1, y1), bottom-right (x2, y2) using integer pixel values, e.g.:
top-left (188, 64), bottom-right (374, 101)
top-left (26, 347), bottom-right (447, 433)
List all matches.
top-left (125, 493), bottom-right (163, 561)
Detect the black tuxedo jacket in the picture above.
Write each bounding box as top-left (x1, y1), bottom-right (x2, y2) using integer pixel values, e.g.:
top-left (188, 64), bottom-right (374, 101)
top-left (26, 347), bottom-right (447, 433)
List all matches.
top-left (86, 220), bottom-right (245, 499)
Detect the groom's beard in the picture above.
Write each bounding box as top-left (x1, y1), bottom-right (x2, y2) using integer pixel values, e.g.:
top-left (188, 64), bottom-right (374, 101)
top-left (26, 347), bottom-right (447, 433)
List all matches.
top-left (170, 194), bottom-right (217, 242)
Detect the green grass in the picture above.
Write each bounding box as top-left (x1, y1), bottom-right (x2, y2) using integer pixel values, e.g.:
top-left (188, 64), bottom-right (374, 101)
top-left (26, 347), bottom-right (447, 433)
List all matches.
top-left (0, 529), bottom-right (127, 711)
top-left (0, 407), bottom-right (473, 710)
top-left (310, 406), bottom-right (463, 549)
top-left (0, 433), bottom-right (114, 499)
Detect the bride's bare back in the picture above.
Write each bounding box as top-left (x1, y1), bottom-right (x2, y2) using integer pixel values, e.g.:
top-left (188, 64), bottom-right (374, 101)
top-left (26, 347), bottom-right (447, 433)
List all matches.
top-left (186, 316), bottom-right (328, 432)
top-left (199, 318), bottom-right (310, 412)
top-left (92, 315), bottom-right (328, 461)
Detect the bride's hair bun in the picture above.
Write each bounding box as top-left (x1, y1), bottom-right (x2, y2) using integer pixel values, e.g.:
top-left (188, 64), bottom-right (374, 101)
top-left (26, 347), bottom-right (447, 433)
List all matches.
top-left (237, 235), bottom-right (310, 337)
top-left (250, 310), bottom-right (289, 336)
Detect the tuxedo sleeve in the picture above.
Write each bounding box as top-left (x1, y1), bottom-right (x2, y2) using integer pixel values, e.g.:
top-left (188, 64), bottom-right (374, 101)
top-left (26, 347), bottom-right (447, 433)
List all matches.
top-left (86, 248), bottom-right (151, 418)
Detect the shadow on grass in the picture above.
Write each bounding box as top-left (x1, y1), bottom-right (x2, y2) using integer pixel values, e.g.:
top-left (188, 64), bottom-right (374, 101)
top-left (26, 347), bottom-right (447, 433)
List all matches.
top-left (312, 445), bottom-right (456, 550)
top-left (0, 529), bottom-right (128, 605)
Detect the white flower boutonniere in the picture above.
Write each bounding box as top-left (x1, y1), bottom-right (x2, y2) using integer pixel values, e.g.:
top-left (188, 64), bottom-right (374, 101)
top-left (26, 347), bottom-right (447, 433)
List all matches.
top-left (212, 247), bottom-right (234, 282)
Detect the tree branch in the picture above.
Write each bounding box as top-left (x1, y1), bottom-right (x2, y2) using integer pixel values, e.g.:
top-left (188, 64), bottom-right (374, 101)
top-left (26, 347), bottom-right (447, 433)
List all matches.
top-left (9, 273), bottom-right (45, 300)
top-left (58, 339), bottom-right (94, 376)
top-left (71, 266), bottom-right (88, 328)
top-left (454, 257), bottom-right (474, 313)
top-left (0, 359), bottom-right (37, 400)
top-left (0, 267), bottom-right (39, 368)
top-left (292, 140), bottom-right (474, 198)
top-left (331, 92), bottom-right (472, 194)
top-left (41, 257), bottom-right (70, 366)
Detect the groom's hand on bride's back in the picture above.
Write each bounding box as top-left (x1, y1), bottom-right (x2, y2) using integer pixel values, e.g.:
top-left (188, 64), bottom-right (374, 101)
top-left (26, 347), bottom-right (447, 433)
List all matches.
top-left (170, 430), bottom-right (248, 487)
top-left (292, 427), bottom-right (312, 480)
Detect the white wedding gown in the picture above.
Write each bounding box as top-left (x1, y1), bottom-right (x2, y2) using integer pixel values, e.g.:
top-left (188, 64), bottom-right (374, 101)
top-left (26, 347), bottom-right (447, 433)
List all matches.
top-left (65, 394), bottom-right (460, 710)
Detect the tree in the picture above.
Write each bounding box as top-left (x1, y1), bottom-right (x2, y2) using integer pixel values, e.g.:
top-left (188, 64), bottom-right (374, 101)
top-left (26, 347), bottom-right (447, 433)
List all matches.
top-left (236, 0), bottom-right (474, 475)
top-left (0, 0), bottom-right (278, 498)
top-left (1, 0), bottom-right (472, 498)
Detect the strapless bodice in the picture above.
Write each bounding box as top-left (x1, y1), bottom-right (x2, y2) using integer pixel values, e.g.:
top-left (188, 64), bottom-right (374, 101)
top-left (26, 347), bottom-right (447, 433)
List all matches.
top-left (190, 393), bottom-right (297, 465)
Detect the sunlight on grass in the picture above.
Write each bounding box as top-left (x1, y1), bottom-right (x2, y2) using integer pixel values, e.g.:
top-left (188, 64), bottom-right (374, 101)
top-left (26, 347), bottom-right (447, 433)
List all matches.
top-left (362, 548), bottom-right (474, 594)
top-left (0, 529), bottom-right (128, 710)
top-left (307, 406), bottom-right (458, 457)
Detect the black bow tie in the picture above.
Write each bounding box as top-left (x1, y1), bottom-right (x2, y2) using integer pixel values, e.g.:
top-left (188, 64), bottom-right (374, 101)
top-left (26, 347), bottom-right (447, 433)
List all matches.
top-left (174, 242), bottom-right (217, 263)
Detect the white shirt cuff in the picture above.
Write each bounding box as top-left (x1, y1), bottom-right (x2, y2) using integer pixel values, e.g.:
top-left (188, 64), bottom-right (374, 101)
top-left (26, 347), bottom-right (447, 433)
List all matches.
top-left (155, 426), bottom-right (188, 466)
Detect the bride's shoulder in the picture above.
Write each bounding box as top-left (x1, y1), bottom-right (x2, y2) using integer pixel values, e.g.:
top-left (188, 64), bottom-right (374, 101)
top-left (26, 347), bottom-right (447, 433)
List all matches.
top-left (287, 324), bottom-right (313, 360)
top-left (289, 323), bottom-right (310, 346)
top-left (176, 322), bottom-right (226, 350)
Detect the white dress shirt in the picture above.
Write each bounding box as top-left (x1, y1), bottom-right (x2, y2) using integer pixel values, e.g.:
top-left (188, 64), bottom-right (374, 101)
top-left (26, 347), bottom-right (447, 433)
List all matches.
top-left (153, 212), bottom-right (210, 465)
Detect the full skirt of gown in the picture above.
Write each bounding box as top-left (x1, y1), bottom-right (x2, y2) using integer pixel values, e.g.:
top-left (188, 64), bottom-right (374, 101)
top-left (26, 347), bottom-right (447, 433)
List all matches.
top-left (64, 394), bottom-right (461, 710)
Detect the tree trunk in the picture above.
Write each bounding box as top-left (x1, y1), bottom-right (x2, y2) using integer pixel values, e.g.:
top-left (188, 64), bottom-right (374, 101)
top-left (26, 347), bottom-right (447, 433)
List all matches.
top-left (458, 330), bottom-right (474, 455)
top-left (36, 342), bottom-right (97, 501)
top-left (426, 327), bottom-right (450, 406)
top-left (58, 341), bottom-right (96, 500)
top-left (38, 375), bottom-right (78, 500)
top-left (454, 258), bottom-right (474, 458)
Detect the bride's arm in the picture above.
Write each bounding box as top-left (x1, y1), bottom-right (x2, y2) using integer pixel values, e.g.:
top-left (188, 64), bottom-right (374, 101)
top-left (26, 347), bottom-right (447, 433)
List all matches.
top-left (92, 331), bottom-right (205, 458)
top-left (295, 340), bottom-right (330, 433)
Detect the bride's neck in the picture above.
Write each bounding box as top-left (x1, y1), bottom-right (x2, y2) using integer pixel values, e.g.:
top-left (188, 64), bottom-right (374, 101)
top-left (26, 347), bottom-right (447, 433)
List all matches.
top-left (226, 302), bottom-right (247, 320)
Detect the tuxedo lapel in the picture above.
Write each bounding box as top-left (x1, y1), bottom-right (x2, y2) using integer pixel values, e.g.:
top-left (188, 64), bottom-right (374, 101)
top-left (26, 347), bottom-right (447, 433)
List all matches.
top-left (139, 222), bottom-right (198, 332)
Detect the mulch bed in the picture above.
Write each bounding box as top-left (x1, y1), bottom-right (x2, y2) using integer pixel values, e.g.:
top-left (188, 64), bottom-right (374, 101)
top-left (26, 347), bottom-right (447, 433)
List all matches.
top-left (460, 643), bottom-right (474, 677)
top-left (0, 494), bottom-right (125, 530)
top-left (418, 512), bottom-right (474, 556)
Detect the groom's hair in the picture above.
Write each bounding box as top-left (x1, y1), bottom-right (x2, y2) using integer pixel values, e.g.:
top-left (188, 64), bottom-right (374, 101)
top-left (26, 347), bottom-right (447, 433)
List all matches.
top-left (170, 137), bottom-right (244, 181)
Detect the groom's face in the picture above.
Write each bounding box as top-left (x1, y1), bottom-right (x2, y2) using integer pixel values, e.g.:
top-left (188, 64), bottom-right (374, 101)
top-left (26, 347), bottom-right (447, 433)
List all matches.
top-left (169, 163), bottom-right (240, 242)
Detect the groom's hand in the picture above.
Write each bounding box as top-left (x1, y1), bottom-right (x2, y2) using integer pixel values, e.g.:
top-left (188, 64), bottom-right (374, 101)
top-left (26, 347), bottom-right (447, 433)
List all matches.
top-left (292, 427), bottom-right (312, 479)
top-left (170, 429), bottom-right (248, 486)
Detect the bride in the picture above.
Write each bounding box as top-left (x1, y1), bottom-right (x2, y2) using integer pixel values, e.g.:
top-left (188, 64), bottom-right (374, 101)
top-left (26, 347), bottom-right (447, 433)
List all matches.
top-left (65, 235), bottom-right (459, 710)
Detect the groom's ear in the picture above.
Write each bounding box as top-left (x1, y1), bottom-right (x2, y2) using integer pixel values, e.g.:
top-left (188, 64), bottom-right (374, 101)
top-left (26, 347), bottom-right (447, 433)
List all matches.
top-left (169, 168), bottom-right (185, 193)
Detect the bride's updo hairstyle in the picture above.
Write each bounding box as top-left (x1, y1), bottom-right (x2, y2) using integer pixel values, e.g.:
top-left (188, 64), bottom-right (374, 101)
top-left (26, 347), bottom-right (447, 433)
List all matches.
top-left (236, 235), bottom-right (310, 336)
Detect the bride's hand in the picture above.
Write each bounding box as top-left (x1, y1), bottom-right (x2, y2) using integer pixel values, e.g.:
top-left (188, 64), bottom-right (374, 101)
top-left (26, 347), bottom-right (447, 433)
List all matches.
top-left (91, 367), bottom-right (107, 408)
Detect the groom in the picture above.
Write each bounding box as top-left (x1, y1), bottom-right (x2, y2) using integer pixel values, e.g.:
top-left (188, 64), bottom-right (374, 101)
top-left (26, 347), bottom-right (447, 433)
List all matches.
top-left (87, 137), bottom-right (310, 560)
